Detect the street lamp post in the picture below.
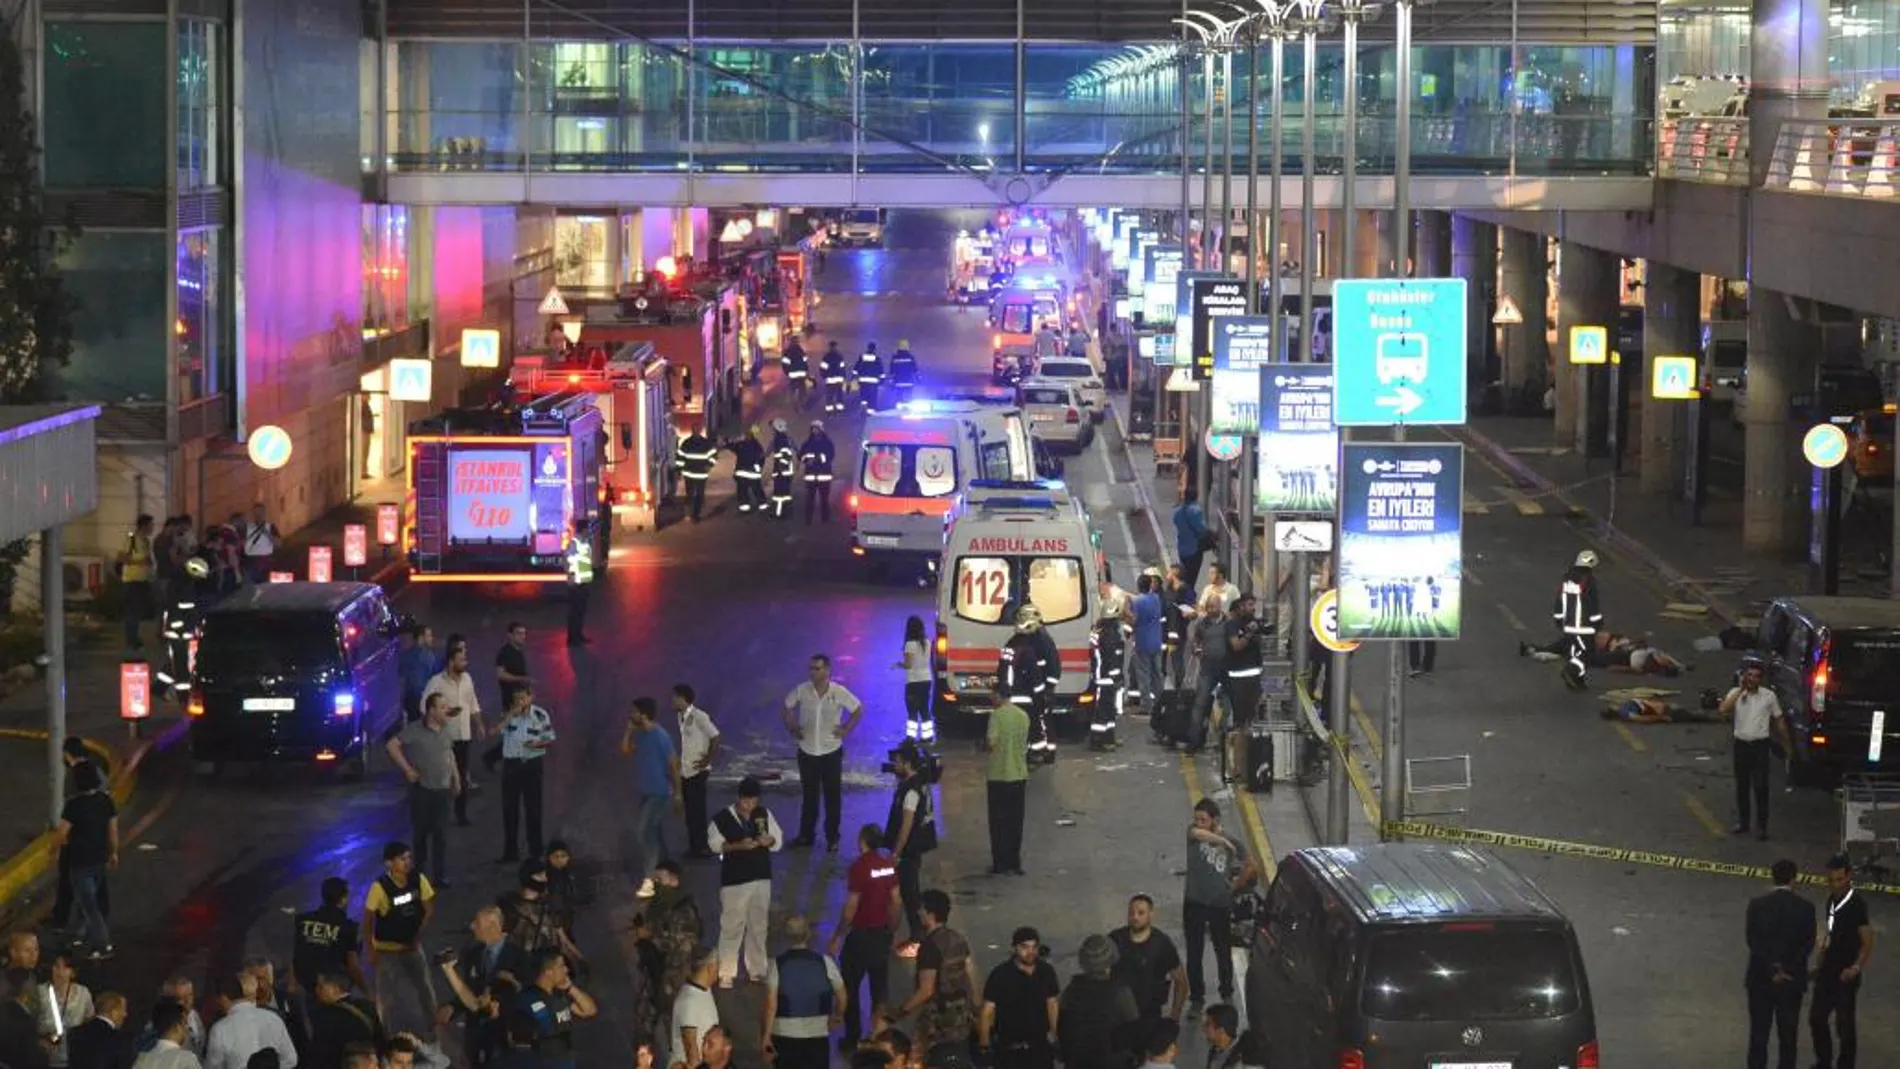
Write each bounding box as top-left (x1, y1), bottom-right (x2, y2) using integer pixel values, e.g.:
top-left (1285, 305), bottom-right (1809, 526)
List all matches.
top-left (1243, 1), bottom-right (1292, 604)
top-left (1294, 4), bottom-right (1325, 369)
top-left (1183, 10), bottom-right (1245, 526)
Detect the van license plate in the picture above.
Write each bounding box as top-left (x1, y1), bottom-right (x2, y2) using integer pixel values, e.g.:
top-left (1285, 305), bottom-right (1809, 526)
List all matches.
top-left (1031, 413), bottom-right (1056, 422)
top-left (861, 535), bottom-right (899, 548)
top-left (242, 697), bottom-right (296, 712)
top-left (1431, 1063), bottom-right (1511, 1069)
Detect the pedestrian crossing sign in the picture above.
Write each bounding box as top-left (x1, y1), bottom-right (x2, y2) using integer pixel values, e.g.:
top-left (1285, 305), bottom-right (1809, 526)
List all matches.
top-left (1650, 354), bottom-right (1698, 400)
top-left (390, 357), bottom-right (433, 403)
top-left (1568, 325), bottom-right (1609, 365)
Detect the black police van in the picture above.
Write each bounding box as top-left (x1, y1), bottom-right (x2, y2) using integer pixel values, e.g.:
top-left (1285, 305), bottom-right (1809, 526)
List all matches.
top-left (189, 582), bottom-right (404, 775)
top-left (1747, 595), bottom-right (1900, 785)
top-left (1248, 844), bottom-right (1598, 1069)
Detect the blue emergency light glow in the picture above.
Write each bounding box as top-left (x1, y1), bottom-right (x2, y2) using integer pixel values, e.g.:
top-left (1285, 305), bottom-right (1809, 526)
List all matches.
top-left (333, 691), bottom-right (356, 716)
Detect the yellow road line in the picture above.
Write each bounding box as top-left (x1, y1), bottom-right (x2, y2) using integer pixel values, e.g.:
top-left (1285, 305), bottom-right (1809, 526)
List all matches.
top-left (1496, 603), bottom-right (1529, 632)
top-left (1682, 792), bottom-right (1729, 839)
top-left (1611, 722), bottom-right (1649, 753)
top-left (1181, 753), bottom-right (1276, 881)
top-left (1462, 491), bottom-right (1490, 516)
top-left (1498, 486), bottom-right (1546, 516)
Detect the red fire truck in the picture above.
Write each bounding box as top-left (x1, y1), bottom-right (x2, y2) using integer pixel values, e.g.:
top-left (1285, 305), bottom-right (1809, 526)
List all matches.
top-left (579, 261), bottom-right (744, 437)
top-left (508, 340), bottom-right (677, 532)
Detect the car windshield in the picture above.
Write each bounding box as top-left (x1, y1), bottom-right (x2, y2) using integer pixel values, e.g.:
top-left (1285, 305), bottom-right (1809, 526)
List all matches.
top-left (861, 443), bottom-right (958, 498)
top-left (1363, 925), bottom-right (1583, 1022)
top-left (1038, 362), bottom-right (1090, 378)
top-left (1829, 633), bottom-right (1900, 703)
top-left (953, 556), bottom-right (1087, 625)
top-left (199, 614), bottom-right (341, 675)
top-left (843, 209), bottom-right (879, 224)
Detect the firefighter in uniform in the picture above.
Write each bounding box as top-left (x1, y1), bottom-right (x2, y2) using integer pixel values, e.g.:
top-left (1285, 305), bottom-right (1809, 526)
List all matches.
top-left (675, 427), bottom-right (716, 523)
top-left (781, 338), bottom-right (810, 405)
top-left (768, 418), bottom-right (798, 520)
top-left (855, 342), bottom-right (884, 411)
top-left (565, 529), bottom-right (594, 647)
top-left (798, 419), bottom-right (837, 524)
top-left (999, 604), bottom-right (1062, 765)
top-left (156, 555), bottom-right (212, 700)
top-left (1553, 549), bottom-right (1604, 691)
top-left (1088, 615), bottom-right (1125, 751)
top-left (820, 342), bottom-right (849, 414)
top-left (887, 339), bottom-right (920, 408)
top-left (723, 426), bottom-right (767, 516)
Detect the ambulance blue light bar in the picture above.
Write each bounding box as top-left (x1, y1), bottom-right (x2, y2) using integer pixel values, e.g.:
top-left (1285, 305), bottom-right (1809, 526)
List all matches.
top-left (968, 479), bottom-right (1065, 493)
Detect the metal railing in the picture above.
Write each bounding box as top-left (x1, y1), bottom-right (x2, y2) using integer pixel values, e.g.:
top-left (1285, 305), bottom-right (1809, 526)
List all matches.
top-left (1767, 119), bottom-right (1900, 200)
top-left (1657, 116), bottom-right (1750, 185)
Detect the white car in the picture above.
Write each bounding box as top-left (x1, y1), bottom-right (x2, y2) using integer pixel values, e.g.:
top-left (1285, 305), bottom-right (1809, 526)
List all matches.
top-left (1017, 379), bottom-right (1094, 453)
top-left (1033, 355), bottom-right (1107, 421)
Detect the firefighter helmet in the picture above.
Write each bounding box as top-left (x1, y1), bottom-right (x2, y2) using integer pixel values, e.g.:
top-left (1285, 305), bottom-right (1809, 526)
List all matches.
top-left (898, 339), bottom-right (910, 349)
top-left (810, 419), bottom-right (825, 430)
top-left (1573, 550), bottom-right (1600, 569)
top-left (185, 556), bottom-right (211, 580)
top-left (772, 418), bottom-right (788, 433)
top-left (1015, 603), bottom-right (1044, 633)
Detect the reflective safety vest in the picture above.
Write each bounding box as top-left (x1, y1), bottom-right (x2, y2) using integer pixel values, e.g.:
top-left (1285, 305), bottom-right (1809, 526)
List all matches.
top-left (799, 435), bottom-right (835, 483)
top-left (1091, 624), bottom-right (1124, 686)
top-left (120, 532), bottom-right (153, 583)
top-left (1225, 618), bottom-right (1264, 679)
top-left (855, 353), bottom-right (883, 385)
top-left (783, 346), bottom-right (809, 379)
top-left (998, 632), bottom-right (1052, 704)
top-left (676, 433), bottom-right (716, 481)
top-left (770, 435), bottom-right (797, 479)
top-left (566, 543), bottom-right (595, 585)
top-left (1554, 569), bottom-right (1602, 636)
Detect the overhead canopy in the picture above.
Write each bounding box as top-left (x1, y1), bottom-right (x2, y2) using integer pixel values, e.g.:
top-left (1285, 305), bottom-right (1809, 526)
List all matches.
top-left (0, 405), bottom-right (102, 542)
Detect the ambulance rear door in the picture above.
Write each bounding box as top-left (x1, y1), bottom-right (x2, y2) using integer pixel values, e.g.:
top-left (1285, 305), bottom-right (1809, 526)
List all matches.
top-left (936, 519), bottom-right (1099, 707)
top-left (853, 419), bottom-right (962, 556)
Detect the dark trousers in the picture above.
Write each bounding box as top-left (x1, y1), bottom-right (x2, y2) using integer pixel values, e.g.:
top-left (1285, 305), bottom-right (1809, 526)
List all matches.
top-left (771, 1035), bottom-right (831, 1069)
top-left (408, 785), bottom-right (452, 883)
top-left (1181, 550), bottom-right (1205, 588)
top-left (1408, 640), bottom-right (1437, 674)
top-left (991, 1042), bottom-right (1054, 1069)
top-left (1089, 681), bottom-right (1120, 747)
top-left (1183, 900), bottom-right (1234, 1002)
top-left (500, 757), bottom-right (545, 860)
top-left (566, 583), bottom-right (590, 643)
top-left (1226, 674), bottom-right (1262, 727)
top-left (1734, 737), bottom-right (1772, 830)
top-left (735, 476), bottom-right (765, 513)
top-left (987, 778), bottom-right (1026, 871)
top-left (897, 851), bottom-right (925, 942)
top-left (1564, 633), bottom-right (1592, 679)
top-left (1810, 972), bottom-right (1859, 1069)
top-left (796, 747), bottom-right (844, 844)
top-left (840, 926), bottom-right (893, 1045)
top-left (122, 581), bottom-right (152, 648)
top-left (904, 681), bottom-right (935, 740)
top-left (451, 741), bottom-right (473, 822)
top-left (1747, 980), bottom-right (1804, 1069)
top-left (683, 771), bottom-right (711, 854)
top-left (683, 478), bottom-right (706, 520)
top-left (53, 848), bottom-right (110, 927)
top-left (804, 480), bottom-right (831, 523)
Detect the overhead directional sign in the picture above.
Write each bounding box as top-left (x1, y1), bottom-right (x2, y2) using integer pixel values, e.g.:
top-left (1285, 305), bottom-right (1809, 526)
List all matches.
top-left (1332, 277), bottom-right (1469, 427)
top-left (1492, 296), bottom-right (1524, 326)
top-left (1651, 354), bottom-right (1699, 400)
top-left (1257, 365), bottom-right (1336, 514)
top-left (1210, 315), bottom-right (1274, 433)
top-left (538, 286), bottom-right (570, 316)
top-left (1804, 423), bottom-right (1850, 469)
top-left (1274, 520), bottom-right (1333, 553)
top-left (390, 357), bottom-right (434, 403)
top-left (1337, 441), bottom-right (1465, 640)
top-left (1173, 270), bottom-right (1227, 368)
top-left (1569, 325), bottom-right (1609, 365)
top-left (1189, 277), bottom-right (1249, 381)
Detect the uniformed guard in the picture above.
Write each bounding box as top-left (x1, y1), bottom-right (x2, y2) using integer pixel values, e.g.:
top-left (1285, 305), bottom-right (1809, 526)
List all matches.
top-left (998, 604), bottom-right (1060, 765)
top-left (292, 877), bottom-right (363, 1002)
top-left (723, 427), bottom-right (767, 516)
top-left (565, 529), bottom-right (594, 647)
top-left (515, 947), bottom-right (597, 1069)
top-left (768, 419), bottom-right (797, 520)
top-left (1553, 549), bottom-right (1604, 691)
top-left (888, 339), bottom-right (919, 408)
top-left (854, 341), bottom-right (884, 411)
top-left (639, 860), bottom-right (703, 1013)
top-left (798, 420), bottom-right (837, 525)
top-left (820, 342), bottom-right (849, 414)
top-left (781, 338), bottom-right (810, 405)
top-left (157, 555), bottom-right (211, 699)
top-left (1088, 616), bottom-right (1125, 751)
top-left (675, 428), bottom-right (717, 523)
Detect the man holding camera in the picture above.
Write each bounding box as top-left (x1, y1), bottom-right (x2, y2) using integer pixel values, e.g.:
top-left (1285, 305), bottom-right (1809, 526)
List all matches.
top-left (1722, 663), bottom-right (1791, 841)
top-left (884, 742), bottom-right (939, 950)
top-left (1220, 595), bottom-right (1266, 731)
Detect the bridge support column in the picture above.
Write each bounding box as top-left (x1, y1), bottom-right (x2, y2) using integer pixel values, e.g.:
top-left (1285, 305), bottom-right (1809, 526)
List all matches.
top-left (1749, 0), bottom-right (1830, 186)
top-left (1554, 240), bottom-right (1618, 455)
top-left (1497, 227), bottom-right (1547, 409)
top-left (1743, 288), bottom-right (1816, 554)
top-left (1640, 261), bottom-right (1699, 495)
top-left (1414, 210), bottom-right (1450, 279)
top-left (1450, 214), bottom-right (1496, 395)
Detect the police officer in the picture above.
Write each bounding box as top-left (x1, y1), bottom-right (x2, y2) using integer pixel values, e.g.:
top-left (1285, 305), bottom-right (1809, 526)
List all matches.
top-left (999, 605), bottom-right (1061, 765)
top-left (723, 426), bottom-right (767, 516)
top-left (157, 555), bottom-right (210, 700)
top-left (1088, 616), bottom-right (1125, 751)
top-left (799, 420), bottom-right (837, 525)
top-left (820, 341), bottom-right (849, 414)
top-left (884, 741), bottom-right (938, 945)
top-left (514, 947), bottom-right (598, 1069)
top-left (888, 340), bottom-right (920, 408)
top-left (1221, 593), bottom-right (1266, 729)
top-left (782, 337), bottom-right (810, 405)
top-left (675, 427), bottom-right (717, 523)
top-left (764, 914), bottom-right (844, 1069)
top-left (291, 877), bottom-right (364, 1031)
top-left (768, 418), bottom-right (798, 521)
top-left (564, 528), bottom-right (594, 647)
top-left (1553, 549), bottom-right (1603, 691)
top-left (855, 341), bottom-right (884, 411)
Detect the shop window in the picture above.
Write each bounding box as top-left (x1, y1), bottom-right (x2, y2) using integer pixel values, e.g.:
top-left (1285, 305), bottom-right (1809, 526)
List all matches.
top-left (176, 228), bottom-right (223, 403)
top-left (177, 20), bottom-right (221, 189)
top-left (362, 205), bottom-right (411, 335)
top-left (56, 231), bottom-right (168, 401)
top-left (554, 215), bottom-right (614, 293)
top-left (43, 22), bottom-right (167, 189)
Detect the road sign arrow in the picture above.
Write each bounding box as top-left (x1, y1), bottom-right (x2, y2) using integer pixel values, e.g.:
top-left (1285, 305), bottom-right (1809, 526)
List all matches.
top-left (1375, 385), bottom-right (1424, 417)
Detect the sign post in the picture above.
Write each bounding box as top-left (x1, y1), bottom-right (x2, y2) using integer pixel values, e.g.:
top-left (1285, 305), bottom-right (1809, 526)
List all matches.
top-left (308, 545), bottom-right (334, 584)
top-left (1648, 354), bottom-right (1700, 525)
top-left (1215, 316), bottom-right (1274, 597)
top-left (343, 523), bottom-right (369, 574)
top-left (119, 661), bottom-right (151, 739)
top-left (1331, 277), bottom-right (1469, 844)
top-left (377, 502), bottom-right (401, 561)
top-left (1568, 325), bottom-right (1609, 464)
top-left (1258, 364), bottom-right (1336, 665)
top-left (1804, 423), bottom-right (1850, 595)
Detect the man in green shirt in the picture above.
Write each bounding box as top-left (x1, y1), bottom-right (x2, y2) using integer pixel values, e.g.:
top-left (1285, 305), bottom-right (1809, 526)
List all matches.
top-left (984, 693), bottom-right (1031, 876)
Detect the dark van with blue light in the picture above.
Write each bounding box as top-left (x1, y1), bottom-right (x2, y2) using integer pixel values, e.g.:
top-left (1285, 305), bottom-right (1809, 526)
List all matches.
top-left (188, 582), bottom-right (404, 775)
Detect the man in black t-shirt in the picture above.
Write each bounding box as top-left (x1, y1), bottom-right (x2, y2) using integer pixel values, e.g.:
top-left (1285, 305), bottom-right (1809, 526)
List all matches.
top-left (1107, 894), bottom-right (1185, 1027)
top-left (57, 763), bottom-right (117, 956)
top-left (977, 927), bottom-right (1059, 1069)
top-left (489, 623), bottom-right (532, 774)
top-left (1811, 854), bottom-right (1874, 1069)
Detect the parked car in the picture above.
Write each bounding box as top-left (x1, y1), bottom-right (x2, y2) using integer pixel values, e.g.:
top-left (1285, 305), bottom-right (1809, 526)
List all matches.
top-left (1747, 595), bottom-right (1900, 785)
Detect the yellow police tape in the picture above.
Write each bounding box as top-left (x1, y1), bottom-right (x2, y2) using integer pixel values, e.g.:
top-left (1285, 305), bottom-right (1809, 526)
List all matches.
top-left (1385, 819), bottom-right (1900, 897)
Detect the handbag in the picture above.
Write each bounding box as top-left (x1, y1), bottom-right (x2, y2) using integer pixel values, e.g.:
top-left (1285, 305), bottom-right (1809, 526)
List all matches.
top-left (1196, 528), bottom-right (1218, 553)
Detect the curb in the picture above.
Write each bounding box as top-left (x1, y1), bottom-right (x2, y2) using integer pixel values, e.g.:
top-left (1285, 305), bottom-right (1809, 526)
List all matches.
top-left (0, 726), bottom-right (149, 915)
top-left (1454, 424), bottom-right (1744, 628)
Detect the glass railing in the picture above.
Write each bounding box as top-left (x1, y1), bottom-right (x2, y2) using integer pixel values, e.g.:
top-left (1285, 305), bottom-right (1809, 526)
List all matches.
top-left (1766, 119), bottom-right (1900, 200)
top-left (1656, 116), bottom-right (1750, 184)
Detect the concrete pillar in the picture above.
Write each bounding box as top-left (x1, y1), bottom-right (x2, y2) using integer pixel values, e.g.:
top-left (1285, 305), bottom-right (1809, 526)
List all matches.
top-left (1450, 214), bottom-right (1496, 389)
top-left (1376, 210), bottom-right (1398, 277)
top-left (1640, 262), bottom-right (1700, 495)
top-left (1352, 209), bottom-right (1381, 278)
top-left (1415, 210), bottom-right (1451, 279)
top-left (41, 524), bottom-right (65, 829)
top-left (1498, 227), bottom-right (1548, 404)
top-left (1743, 289), bottom-right (1816, 553)
top-left (1749, 0), bottom-right (1830, 186)
top-left (1554, 241), bottom-right (1619, 454)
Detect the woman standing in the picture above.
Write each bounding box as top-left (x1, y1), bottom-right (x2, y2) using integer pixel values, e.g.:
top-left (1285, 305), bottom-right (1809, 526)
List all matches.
top-left (896, 616), bottom-right (936, 745)
top-left (41, 951), bottom-right (93, 1068)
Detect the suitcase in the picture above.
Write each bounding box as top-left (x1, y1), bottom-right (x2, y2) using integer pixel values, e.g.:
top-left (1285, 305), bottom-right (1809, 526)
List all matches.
top-left (1152, 689), bottom-right (1192, 745)
top-left (1244, 723), bottom-right (1276, 792)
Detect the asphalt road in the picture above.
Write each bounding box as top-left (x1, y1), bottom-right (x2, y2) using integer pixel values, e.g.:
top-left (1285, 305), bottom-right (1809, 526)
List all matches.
top-left (60, 211), bottom-right (1255, 1069)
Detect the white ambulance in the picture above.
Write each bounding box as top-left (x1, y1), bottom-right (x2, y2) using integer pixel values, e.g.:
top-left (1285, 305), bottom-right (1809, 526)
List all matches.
top-left (933, 480), bottom-right (1106, 722)
top-left (849, 398), bottom-right (1035, 574)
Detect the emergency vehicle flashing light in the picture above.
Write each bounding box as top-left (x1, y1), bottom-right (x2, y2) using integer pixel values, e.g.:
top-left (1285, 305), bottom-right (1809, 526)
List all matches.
top-left (655, 256), bottom-right (679, 279)
top-left (333, 691), bottom-right (356, 716)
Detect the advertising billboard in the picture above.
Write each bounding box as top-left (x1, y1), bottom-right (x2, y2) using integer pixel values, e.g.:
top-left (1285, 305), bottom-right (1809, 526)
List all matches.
top-left (448, 448), bottom-right (534, 542)
top-left (1188, 277), bottom-right (1248, 381)
top-left (1143, 245), bottom-right (1184, 325)
top-left (1336, 441), bottom-right (1465, 640)
top-left (1256, 366), bottom-right (1337, 514)
top-left (1210, 316), bottom-right (1274, 434)
top-left (1172, 270), bottom-right (1225, 368)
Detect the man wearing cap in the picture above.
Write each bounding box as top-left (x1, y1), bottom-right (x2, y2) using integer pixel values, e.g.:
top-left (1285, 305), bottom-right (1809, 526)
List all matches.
top-left (978, 927), bottom-right (1059, 1069)
top-left (1057, 934), bottom-right (1140, 1069)
top-left (706, 776), bottom-right (783, 987)
top-left (799, 420), bottom-right (837, 524)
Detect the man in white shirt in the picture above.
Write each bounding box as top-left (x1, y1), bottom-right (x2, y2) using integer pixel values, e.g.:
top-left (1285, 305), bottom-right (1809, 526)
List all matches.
top-left (669, 948), bottom-right (721, 1069)
top-left (781, 654), bottom-right (862, 853)
top-left (673, 684), bottom-right (722, 861)
top-left (1721, 663), bottom-right (1792, 841)
top-left (240, 504), bottom-right (279, 585)
top-left (203, 974), bottom-right (298, 1069)
top-left (1195, 564), bottom-right (1238, 620)
top-left (421, 634), bottom-right (485, 827)
top-left (132, 999), bottom-right (202, 1069)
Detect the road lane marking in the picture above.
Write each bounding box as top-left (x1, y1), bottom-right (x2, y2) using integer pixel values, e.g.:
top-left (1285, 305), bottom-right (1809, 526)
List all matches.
top-left (1611, 722), bottom-right (1648, 753)
top-left (1498, 486), bottom-right (1546, 516)
top-left (1462, 491), bottom-right (1490, 516)
top-left (1682, 791), bottom-right (1728, 839)
top-left (1496, 603), bottom-right (1529, 632)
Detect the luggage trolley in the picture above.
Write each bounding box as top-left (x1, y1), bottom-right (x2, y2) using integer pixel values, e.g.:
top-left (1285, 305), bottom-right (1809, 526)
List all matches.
top-left (1839, 774), bottom-right (1900, 883)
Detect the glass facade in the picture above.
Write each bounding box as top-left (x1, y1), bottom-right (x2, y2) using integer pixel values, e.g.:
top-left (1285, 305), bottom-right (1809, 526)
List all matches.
top-left (553, 215), bottom-right (616, 293)
top-left (363, 205), bottom-right (416, 336)
top-left (1661, 2), bottom-right (1900, 106)
top-left (176, 229), bottom-right (223, 403)
top-left (43, 21), bottom-right (168, 188)
top-left (57, 231), bottom-right (169, 402)
top-left (177, 20), bottom-right (221, 189)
